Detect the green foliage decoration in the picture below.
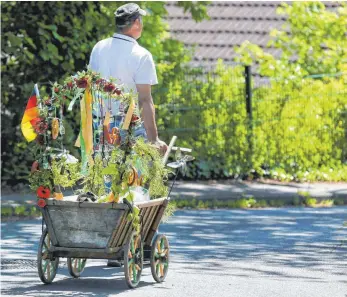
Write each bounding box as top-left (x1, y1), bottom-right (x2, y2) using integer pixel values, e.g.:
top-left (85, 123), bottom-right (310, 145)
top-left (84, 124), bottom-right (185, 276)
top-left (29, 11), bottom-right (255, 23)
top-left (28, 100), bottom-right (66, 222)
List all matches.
top-left (51, 158), bottom-right (81, 189)
top-left (81, 155), bottom-right (108, 198)
top-left (133, 138), bottom-right (170, 198)
top-left (28, 158), bottom-right (81, 192)
top-left (28, 169), bottom-right (54, 192)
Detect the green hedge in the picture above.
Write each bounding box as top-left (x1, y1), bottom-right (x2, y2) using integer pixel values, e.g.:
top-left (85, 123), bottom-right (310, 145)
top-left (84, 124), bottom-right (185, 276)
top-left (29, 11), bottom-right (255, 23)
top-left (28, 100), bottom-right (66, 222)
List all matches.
top-left (156, 63), bottom-right (347, 181)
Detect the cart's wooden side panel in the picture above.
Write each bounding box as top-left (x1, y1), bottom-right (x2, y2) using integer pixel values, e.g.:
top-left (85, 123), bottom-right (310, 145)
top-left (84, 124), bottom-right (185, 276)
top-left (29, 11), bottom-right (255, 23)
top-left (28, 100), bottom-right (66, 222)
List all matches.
top-left (46, 205), bottom-right (124, 249)
top-left (145, 199), bottom-right (169, 245)
top-left (109, 198), bottom-right (169, 248)
top-left (107, 210), bottom-right (129, 248)
top-left (142, 206), bottom-right (159, 240)
top-left (137, 198), bottom-right (170, 245)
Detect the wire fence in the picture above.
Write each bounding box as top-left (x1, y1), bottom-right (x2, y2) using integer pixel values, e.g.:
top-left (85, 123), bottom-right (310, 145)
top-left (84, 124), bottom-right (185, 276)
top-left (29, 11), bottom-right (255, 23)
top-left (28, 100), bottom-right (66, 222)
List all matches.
top-left (153, 64), bottom-right (347, 179)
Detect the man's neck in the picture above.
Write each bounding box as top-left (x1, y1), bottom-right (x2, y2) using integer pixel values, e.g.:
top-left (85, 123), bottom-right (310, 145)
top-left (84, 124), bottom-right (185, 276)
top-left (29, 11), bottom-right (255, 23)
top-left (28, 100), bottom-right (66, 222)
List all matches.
top-left (118, 32), bottom-right (137, 40)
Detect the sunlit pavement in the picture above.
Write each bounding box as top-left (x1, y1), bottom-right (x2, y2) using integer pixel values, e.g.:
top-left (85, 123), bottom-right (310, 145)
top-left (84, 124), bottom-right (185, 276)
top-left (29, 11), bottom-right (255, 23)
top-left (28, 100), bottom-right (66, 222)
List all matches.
top-left (1, 207), bottom-right (347, 297)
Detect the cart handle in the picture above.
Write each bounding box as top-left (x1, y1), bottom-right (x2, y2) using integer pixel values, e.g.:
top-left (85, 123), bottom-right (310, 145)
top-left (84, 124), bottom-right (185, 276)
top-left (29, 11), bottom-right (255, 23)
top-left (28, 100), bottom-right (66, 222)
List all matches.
top-left (162, 136), bottom-right (177, 165)
top-left (171, 146), bottom-right (192, 153)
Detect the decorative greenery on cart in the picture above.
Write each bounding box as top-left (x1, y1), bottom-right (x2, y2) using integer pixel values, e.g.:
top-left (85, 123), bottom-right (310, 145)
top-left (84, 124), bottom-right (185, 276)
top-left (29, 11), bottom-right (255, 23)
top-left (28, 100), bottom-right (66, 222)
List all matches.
top-left (21, 68), bottom-right (171, 232)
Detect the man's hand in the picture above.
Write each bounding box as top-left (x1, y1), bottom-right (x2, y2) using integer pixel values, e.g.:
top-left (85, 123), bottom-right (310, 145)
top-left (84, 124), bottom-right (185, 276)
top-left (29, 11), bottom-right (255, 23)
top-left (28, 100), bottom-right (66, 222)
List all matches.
top-left (136, 84), bottom-right (167, 154)
top-left (154, 138), bottom-right (168, 155)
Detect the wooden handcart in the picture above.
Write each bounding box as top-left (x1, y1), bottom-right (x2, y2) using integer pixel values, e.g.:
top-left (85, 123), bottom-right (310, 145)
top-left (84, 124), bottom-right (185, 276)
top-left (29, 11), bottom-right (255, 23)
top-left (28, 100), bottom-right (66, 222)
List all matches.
top-left (37, 196), bottom-right (170, 288)
top-left (37, 136), bottom-right (192, 288)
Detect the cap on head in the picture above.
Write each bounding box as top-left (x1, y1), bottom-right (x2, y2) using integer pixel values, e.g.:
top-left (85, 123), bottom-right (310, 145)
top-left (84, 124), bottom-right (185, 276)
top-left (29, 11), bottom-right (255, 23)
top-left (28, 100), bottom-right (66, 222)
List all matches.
top-left (115, 3), bottom-right (147, 27)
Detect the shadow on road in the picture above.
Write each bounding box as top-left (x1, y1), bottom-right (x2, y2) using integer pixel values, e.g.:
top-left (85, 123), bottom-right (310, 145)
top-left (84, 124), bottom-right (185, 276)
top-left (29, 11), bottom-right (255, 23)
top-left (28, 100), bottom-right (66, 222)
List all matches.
top-left (1, 207), bottom-right (346, 296)
top-left (161, 208), bottom-right (347, 274)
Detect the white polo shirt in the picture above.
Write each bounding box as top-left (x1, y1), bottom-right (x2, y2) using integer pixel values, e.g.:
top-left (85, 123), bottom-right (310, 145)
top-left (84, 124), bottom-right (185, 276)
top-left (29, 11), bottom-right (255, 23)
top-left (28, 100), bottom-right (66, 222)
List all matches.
top-left (89, 33), bottom-right (158, 93)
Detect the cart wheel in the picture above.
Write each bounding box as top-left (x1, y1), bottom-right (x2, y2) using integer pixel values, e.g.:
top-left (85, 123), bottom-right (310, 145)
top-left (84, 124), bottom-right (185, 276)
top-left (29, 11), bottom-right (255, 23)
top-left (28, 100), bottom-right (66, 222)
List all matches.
top-left (37, 228), bottom-right (59, 284)
top-left (67, 258), bottom-right (87, 278)
top-left (124, 231), bottom-right (143, 289)
top-left (150, 234), bottom-right (169, 283)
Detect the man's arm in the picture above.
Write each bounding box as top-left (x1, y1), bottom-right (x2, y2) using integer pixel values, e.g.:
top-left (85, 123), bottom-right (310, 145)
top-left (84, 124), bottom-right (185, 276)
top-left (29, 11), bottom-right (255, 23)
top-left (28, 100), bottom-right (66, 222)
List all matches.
top-left (136, 84), bottom-right (167, 153)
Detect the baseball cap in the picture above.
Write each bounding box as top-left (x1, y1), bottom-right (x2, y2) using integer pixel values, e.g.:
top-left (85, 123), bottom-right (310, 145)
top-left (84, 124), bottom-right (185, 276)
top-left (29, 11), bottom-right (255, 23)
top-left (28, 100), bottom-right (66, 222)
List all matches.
top-left (115, 3), bottom-right (147, 27)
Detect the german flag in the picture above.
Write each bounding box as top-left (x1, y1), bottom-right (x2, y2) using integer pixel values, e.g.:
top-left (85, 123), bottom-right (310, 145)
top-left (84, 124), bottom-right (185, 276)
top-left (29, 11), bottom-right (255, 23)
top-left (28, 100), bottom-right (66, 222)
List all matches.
top-left (21, 85), bottom-right (40, 142)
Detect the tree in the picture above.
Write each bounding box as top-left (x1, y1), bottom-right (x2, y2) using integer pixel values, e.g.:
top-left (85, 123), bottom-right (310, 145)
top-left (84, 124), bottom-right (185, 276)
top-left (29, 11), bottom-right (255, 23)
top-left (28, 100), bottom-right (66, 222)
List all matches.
top-left (235, 1), bottom-right (347, 78)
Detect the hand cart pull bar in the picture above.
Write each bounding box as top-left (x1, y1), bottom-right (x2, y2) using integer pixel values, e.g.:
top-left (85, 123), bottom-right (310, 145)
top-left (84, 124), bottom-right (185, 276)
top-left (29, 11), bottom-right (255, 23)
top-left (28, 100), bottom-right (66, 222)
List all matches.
top-left (171, 146), bottom-right (192, 153)
top-left (162, 135), bottom-right (177, 165)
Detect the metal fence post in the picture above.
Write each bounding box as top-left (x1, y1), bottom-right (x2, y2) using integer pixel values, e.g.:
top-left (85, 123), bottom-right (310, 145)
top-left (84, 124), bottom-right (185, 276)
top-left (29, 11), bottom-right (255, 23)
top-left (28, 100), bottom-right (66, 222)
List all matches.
top-left (245, 65), bottom-right (252, 123)
top-left (244, 65), bottom-right (253, 171)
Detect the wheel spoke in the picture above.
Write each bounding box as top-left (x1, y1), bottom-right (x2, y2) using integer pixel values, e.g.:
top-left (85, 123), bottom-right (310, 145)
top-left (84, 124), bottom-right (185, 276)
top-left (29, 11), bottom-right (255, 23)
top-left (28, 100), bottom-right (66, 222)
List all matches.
top-left (81, 259), bottom-right (86, 270)
top-left (46, 234), bottom-right (50, 248)
top-left (47, 261), bottom-right (51, 280)
top-left (134, 236), bottom-right (139, 250)
top-left (156, 261), bottom-right (160, 276)
top-left (132, 264), bottom-right (137, 282)
top-left (129, 264), bottom-right (133, 279)
top-left (50, 261), bottom-right (55, 275)
top-left (157, 242), bottom-right (161, 253)
top-left (160, 238), bottom-right (165, 252)
top-left (74, 258), bottom-right (78, 271)
top-left (135, 264), bottom-right (141, 271)
top-left (162, 249), bottom-right (169, 256)
top-left (42, 261), bottom-right (48, 273)
top-left (43, 242), bottom-right (48, 250)
top-left (160, 263), bottom-right (164, 277)
top-left (131, 238), bottom-right (135, 254)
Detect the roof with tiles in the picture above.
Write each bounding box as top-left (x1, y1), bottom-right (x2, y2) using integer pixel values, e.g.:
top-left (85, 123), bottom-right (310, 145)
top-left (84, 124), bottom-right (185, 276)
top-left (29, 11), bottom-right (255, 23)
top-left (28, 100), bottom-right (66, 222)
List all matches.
top-left (165, 1), bottom-right (341, 67)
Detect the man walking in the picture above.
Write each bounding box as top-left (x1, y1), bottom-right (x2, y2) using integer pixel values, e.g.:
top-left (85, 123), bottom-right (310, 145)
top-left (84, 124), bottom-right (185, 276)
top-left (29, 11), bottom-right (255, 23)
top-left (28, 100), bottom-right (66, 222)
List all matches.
top-left (89, 3), bottom-right (167, 153)
top-left (89, 2), bottom-right (167, 267)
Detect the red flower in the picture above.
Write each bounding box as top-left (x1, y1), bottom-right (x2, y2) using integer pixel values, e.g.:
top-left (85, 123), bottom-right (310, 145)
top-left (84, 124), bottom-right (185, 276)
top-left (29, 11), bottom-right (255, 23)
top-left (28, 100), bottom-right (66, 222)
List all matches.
top-left (95, 78), bottom-right (106, 86)
top-left (54, 87), bottom-right (59, 93)
top-left (44, 99), bottom-right (51, 106)
top-left (75, 77), bottom-right (88, 88)
top-left (131, 115), bottom-right (140, 122)
top-left (66, 82), bottom-right (74, 90)
top-left (37, 199), bottom-right (46, 208)
top-left (31, 118), bottom-right (48, 134)
top-left (103, 82), bottom-right (116, 93)
top-left (113, 87), bottom-right (122, 96)
top-left (37, 186), bottom-right (51, 199)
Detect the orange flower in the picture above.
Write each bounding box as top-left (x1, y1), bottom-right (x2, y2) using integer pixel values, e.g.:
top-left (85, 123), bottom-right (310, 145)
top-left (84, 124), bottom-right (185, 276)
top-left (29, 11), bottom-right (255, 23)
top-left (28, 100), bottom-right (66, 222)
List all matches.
top-left (36, 186), bottom-right (51, 199)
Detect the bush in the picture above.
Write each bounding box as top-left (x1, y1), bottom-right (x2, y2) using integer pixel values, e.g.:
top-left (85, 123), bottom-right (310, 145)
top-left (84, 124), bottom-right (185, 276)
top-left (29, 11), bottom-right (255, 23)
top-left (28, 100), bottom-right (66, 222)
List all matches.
top-left (1, 207), bottom-right (13, 217)
top-left (334, 198), bottom-right (345, 206)
top-left (253, 199), bottom-right (268, 208)
top-left (304, 197), bottom-right (317, 207)
top-left (292, 196), bottom-right (302, 206)
top-left (158, 64), bottom-right (347, 181)
top-left (13, 205), bottom-right (28, 216)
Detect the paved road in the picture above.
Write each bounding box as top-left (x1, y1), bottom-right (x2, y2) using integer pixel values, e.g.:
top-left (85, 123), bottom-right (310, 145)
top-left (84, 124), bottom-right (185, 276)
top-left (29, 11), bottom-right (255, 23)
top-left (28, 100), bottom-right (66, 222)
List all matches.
top-left (1, 207), bottom-right (347, 297)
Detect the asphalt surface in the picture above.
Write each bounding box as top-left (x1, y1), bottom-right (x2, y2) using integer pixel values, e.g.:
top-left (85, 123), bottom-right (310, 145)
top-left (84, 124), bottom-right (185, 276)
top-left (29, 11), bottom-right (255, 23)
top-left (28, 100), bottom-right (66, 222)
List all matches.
top-left (1, 207), bottom-right (347, 297)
